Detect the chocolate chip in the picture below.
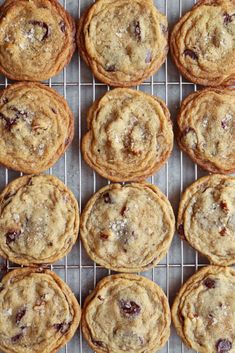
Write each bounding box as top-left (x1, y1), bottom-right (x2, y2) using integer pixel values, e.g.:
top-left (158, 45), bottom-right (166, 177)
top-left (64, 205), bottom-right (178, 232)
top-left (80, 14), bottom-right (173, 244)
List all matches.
top-left (145, 50), bottom-right (152, 63)
top-left (220, 201), bottom-right (229, 212)
top-left (100, 232), bottom-right (109, 240)
top-left (133, 20), bottom-right (141, 41)
top-left (92, 340), bottom-right (105, 347)
top-left (16, 308), bottom-right (26, 325)
top-left (219, 227), bottom-right (227, 236)
top-left (119, 299), bottom-right (141, 318)
top-left (59, 20), bottom-right (66, 33)
top-left (120, 205), bottom-right (127, 216)
top-left (65, 137), bottom-right (70, 146)
top-left (29, 20), bottom-right (51, 40)
top-left (2, 97), bottom-right (8, 104)
top-left (216, 339), bottom-right (232, 353)
top-left (160, 23), bottom-right (168, 36)
top-left (106, 64), bottom-right (116, 72)
top-left (103, 193), bottom-right (112, 204)
top-left (97, 295), bottom-right (104, 301)
top-left (51, 107), bottom-right (57, 114)
top-left (11, 333), bottom-right (23, 343)
top-left (6, 230), bottom-right (22, 245)
top-left (223, 12), bottom-right (235, 25)
top-left (178, 224), bottom-right (185, 236)
top-left (204, 278), bottom-right (216, 289)
top-left (53, 322), bottom-right (71, 334)
top-left (184, 49), bottom-right (198, 60)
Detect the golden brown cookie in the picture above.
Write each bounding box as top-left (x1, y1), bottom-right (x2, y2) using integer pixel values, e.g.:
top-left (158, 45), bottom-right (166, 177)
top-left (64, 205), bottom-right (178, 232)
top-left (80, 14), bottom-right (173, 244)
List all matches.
top-left (170, 0), bottom-right (235, 86)
top-left (178, 174), bottom-right (235, 266)
top-left (80, 182), bottom-right (175, 272)
top-left (0, 267), bottom-right (81, 353)
top-left (172, 266), bottom-right (235, 353)
top-left (82, 88), bottom-right (173, 182)
top-left (77, 0), bottom-right (168, 87)
top-left (0, 174), bottom-right (79, 266)
top-left (0, 82), bottom-right (74, 174)
top-left (177, 87), bottom-right (235, 174)
top-left (82, 273), bottom-right (171, 353)
top-left (0, 0), bottom-right (75, 81)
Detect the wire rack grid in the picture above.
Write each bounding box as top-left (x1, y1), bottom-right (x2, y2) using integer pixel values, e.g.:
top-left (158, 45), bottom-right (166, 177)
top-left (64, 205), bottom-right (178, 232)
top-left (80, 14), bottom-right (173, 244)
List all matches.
top-left (0, 0), bottom-right (226, 352)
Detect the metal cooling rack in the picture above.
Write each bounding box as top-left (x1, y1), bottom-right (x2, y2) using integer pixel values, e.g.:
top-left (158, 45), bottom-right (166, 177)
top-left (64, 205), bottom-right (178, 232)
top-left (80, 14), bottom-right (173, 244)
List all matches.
top-left (0, 0), bottom-right (231, 352)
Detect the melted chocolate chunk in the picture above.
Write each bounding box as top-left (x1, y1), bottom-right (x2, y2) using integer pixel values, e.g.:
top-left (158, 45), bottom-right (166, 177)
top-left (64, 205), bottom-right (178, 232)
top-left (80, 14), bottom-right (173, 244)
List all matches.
top-left (220, 201), bottom-right (229, 212)
top-left (119, 299), bottom-right (141, 318)
top-left (223, 12), bottom-right (235, 25)
top-left (53, 322), bottom-right (71, 334)
top-left (59, 20), bottom-right (66, 33)
top-left (133, 20), bottom-right (141, 41)
top-left (219, 227), bottom-right (227, 236)
top-left (51, 107), bottom-right (57, 114)
top-left (184, 49), bottom-right (198, 60)
top-left (103, 193), bottom-right (112, 204)
top-left (178, 224), bottom-right (185, 236)
top-left (6, 230), bottom-right (22, 245)
top-left (11, 333), bottom-right (23, 343)
top-left (204, 278), bottom-right (216, 289)
top-left (216, 339), bottom-right (232, 353)
top-left (29, 20), bottom-right (51, 41)
top-left (16, 308), bottom-right (26, 325)
top-left (145, 50), bottom-right (152, 63)
top-left (0, 112), bottom-right (17, 131)
top-left (106, 64), bottom-right (116, 72)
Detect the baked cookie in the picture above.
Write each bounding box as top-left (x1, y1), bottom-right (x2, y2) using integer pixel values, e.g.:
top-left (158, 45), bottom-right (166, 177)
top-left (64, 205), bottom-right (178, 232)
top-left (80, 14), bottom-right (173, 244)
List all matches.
top-left (178, 174), bottom-right (235, 266)
top-left (80, 182), bottom-right (175, 272)
top-left (82, 273), bottom-right (171, 353)
top-left (0, 0), bottom-right (75, 81)
top-left (170, 0), bottom-right (235, 86)
top-left (172, 266), bottom-right (235, 353)
top-left (82, 88), bottom-right (173, 182)
top-left (177, 87), bottom-right (235, 174)
top-left (0, 82), bottom-right (74, 174)
top-left (0, 174), bottom-right (79, 266)
top-left (77, 0), bottom-right (168, 87)
top-left (0, 267), bottom-right (81, 353)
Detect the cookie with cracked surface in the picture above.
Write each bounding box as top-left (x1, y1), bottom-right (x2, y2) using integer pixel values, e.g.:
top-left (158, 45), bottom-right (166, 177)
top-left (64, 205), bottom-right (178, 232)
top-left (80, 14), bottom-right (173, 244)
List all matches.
top-left (170, 0), bottom-right (235, 86)
top-left (172, 266), bottom-right (235, 353)
top-left (0, 267), bottom-right (81, 353)
top-left (178, 174), bottom-right (235, 266)
top-left (82, 88), bottom-right (173, 182)
top-left (82, 273), bottom-right (171, 353)
top-left (0, 82), bottom-right (74, 174)
top-left (77, 0), bottom-right (168, 87)
top-left (177, 88), bottom-right (235, 174)
top-left (0, 174), bottom-right (79, 266)
top-left (80, 182), bottom-right (175, 272)
top-left (0, 0), bottom-right (75, 81)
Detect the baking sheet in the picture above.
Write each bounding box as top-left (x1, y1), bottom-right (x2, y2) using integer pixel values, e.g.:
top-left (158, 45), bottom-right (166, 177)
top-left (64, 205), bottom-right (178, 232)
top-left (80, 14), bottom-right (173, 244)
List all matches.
top-left (0, 0), bottom-right (225, 352)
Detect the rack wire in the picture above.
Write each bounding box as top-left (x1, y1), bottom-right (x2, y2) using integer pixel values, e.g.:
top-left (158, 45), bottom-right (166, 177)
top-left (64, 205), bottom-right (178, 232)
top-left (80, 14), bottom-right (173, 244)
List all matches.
top-left (0, 0), bottom-right (228, 352)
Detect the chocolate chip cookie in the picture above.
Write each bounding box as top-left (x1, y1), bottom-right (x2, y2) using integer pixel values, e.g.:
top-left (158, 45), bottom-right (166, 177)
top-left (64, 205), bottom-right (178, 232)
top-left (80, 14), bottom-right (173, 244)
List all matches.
top-left (170, 0), bottom-right (235, 86)
top-left (0, 0), bottom-right (75, 81)
top-left (80, 182), bottom-right (175, 272)
top-left (178, 174), bottom-right (235, 266)
top-left (172, 266), bottom-right (235, 353)
top-left (82, 88), bottom-right (173, 182)
top-left (0, 174), bottom-right (79, 266)
top-left (177, 88), bottom-right (235, 174)
top-left (82, 273), bottom-right (171, 353)
top-left (0, 267), bottom-right (81, 353)
top-left (0, 82), bottom-right (74, 174)
top-left (77, 0), bottom-right (168, 87)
